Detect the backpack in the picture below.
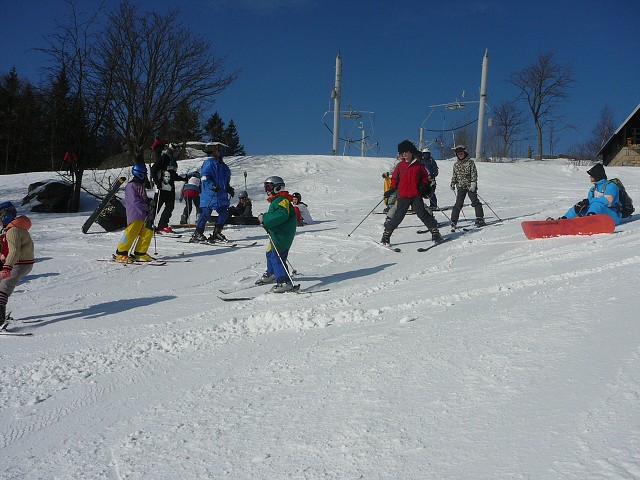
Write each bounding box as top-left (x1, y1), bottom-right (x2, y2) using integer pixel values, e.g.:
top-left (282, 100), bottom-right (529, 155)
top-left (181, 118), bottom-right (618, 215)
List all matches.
top-left (594, 178), bottom-right (634, 218)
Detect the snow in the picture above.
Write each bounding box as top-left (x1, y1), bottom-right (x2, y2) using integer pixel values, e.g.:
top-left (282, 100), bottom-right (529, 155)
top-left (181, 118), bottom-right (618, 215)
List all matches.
top-left (2, 154), bottom-right (640, 479)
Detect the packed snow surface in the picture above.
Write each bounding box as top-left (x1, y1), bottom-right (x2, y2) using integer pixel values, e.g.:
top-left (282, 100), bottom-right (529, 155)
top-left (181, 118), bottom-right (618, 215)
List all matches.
top-left (1, 154), bottom-right (640, 479)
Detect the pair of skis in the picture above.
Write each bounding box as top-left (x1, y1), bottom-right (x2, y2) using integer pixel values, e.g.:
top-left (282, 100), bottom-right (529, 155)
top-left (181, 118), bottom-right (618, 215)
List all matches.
top-left (0, 314), bottom-right (38, 336)
top-left (218, 281), bottom-right (329, 301)
top-left (380, 237), bottom-right (452, 253)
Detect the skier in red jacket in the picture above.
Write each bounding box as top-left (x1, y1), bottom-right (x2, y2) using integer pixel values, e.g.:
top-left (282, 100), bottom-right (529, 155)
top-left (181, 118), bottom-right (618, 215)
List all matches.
top-left (381, 140), bottom-right (443, 246)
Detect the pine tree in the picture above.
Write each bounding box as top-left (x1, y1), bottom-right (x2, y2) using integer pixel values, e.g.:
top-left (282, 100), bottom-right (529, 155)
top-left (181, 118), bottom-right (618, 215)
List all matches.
top-left (204, 112), bottom-right (225, 142)
top-left (223, 119), bottom-right (245, 155)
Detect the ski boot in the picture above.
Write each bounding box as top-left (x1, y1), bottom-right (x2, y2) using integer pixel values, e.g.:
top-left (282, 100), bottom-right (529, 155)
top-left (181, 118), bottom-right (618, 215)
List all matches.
top-left (431, 230), bottom-right (444, 244)
top-left (255, 272), bottom-right (276, 285)
top-left (475, 218), bottom-right (486, 227)
top-left (450, 222), bottom-right (457, 233)
top-left (381, 229), bottom-right (392, 246)
top-left (189, 229), bottom-right (207, 243)
top-left (271, 280), bottom-right (295, 293)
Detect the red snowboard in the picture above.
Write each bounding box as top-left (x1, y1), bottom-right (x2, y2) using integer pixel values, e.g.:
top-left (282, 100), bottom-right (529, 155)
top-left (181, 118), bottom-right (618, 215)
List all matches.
top-left (521, 214), bottom-right (615, 239)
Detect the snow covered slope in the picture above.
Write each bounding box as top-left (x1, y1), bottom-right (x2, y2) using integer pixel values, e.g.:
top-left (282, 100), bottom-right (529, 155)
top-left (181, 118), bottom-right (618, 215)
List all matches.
top-left (1, 155), bottom-right (640, 479)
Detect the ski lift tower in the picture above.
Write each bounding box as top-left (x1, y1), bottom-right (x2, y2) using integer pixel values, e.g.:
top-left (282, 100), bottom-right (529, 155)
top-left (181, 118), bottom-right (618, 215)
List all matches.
top-left (331, 52), bottom-right (342, 155)
top-left (475, 49), bottom-right (489, 160)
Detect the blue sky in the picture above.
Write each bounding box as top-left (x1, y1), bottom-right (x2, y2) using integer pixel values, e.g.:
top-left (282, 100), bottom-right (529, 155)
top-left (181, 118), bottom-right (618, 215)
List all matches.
top-left (1, 0), bottom-right (639, 157)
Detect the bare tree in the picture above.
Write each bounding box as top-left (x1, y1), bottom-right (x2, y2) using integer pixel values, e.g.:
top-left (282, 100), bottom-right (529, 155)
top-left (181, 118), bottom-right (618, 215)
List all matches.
top-left (93, 0), bottom-right (239, 156)
top-left (510, 50), bottom-right (575, 160)
top-left (490, 100), bottom-right (527, 158)
top-left (568, 105), bottom-right (617, 160)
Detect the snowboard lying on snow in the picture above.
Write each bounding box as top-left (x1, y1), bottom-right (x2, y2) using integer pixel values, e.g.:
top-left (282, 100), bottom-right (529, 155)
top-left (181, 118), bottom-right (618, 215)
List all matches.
top-left (521, 214), bottom-right (615, 239)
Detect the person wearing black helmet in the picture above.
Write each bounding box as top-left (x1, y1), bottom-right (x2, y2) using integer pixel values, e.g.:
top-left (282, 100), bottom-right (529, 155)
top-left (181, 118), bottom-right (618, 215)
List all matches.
top-left (228, 190), bottom-right (253, 217)
top-left (291, 192), bottom-right (314, 226)
top-left (256, 176), bottom-right (297, 293)
top-left (113, 162), bottom-right (156, 263)
top-left (0, 201), bottom-right (35, 330)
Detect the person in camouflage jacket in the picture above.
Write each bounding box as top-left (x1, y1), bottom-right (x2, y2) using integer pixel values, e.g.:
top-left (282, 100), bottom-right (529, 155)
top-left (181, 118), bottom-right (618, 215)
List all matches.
top-left (449, 145), bottom-right (485, 229)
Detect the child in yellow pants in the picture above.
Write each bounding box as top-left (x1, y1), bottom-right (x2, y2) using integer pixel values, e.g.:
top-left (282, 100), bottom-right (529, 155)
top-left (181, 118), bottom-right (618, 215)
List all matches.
top-left (115, 164), bottom-right (155, 262)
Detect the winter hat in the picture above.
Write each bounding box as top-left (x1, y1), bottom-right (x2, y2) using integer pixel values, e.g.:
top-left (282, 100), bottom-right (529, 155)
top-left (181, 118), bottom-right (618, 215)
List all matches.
top-left (152, 138), bottom-right (165, 151)
top-left (397, 140), bottom-right (418, 155)
top-left (587, 163), bottom-right (607, 182)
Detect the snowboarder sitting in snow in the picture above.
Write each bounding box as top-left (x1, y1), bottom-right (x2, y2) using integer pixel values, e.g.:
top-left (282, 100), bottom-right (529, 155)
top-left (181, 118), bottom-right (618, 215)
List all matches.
top-left (228, 190), bottom-right (253, 217)
top-left (0, 201), bottom-right (35, 330)
top-left (561, 163), bottom-right (622, 225)
top-left (114, 163), bottom-right (156, 263)
top-left (381, 140), bottom-right (443, 246)
top-left (292, 192), bottom-right (313, 226)
top-left (256, 176), bottom-right (297, 293)
top-left (449, 145), bottom-right (485, 230)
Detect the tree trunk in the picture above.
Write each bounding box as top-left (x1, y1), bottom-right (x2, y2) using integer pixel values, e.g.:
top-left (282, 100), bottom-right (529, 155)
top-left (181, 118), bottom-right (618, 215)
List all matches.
top-left (536, 121), bottom-right (543, 161)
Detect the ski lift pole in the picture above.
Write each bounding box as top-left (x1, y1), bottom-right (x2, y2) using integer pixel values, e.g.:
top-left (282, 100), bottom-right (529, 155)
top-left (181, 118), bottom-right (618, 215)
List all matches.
top-left (348, 198), bottom-right (385, 237)
top-left (243, 171), bottom-right (247, 189)
top-left (476, 192), bottom-right (502, 221)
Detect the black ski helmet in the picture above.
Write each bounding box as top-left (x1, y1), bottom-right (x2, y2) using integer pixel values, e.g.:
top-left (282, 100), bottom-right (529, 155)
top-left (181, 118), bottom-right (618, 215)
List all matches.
top-left (238, 190), bottom-right (248, 199)
top-left (264, 176), bottom-right (285, 194)
top-left (292, 192), bottom-right (302, 202)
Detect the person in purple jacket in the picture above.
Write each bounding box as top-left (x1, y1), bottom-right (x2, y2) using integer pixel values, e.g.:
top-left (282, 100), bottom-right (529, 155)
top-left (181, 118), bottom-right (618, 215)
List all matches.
top-left (114, 163), bottom-right (156, 263)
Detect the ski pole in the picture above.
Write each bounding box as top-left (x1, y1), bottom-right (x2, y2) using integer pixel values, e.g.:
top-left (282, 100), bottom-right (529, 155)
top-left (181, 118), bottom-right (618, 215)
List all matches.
top-left (348, 197), bottom-right (385, 237)
top-left (454, 188), bottom-right (467, 221)
top-left (263, 228), bottom-right (296, 287)
top-left (477, 192), bottom-right (502, 221)
top-left (287, 258), bottom-right (298, 276)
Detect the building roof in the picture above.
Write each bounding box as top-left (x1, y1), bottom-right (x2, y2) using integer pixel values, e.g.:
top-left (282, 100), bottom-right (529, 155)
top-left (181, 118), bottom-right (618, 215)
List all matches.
top-left (597, 103), bottom-right (640, 156)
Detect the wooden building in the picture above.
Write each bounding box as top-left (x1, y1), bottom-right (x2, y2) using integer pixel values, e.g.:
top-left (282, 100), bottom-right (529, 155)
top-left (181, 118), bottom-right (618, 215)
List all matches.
top-left (598, 103), bottom-right (640, 166)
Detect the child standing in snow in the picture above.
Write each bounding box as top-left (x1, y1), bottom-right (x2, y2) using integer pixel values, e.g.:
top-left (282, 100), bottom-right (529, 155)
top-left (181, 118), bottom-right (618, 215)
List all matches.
top-left (449, 145), bottom-right (485, 230)
top-left (256, 176), bottom-right (297, 293)
top-left (381, 140), bottom-right (442, 246)
top-left (114, 163), bottom-right (156, 263)
top-left (0, 201), bottom-right (35, 330)
top-left (180, 169), bottom-right (201, 224)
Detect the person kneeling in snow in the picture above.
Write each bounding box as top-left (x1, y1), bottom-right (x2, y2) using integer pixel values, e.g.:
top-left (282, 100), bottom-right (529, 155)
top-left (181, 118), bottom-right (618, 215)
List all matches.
top-left (292, 192), bottom-right (313, 226)
top-left (256, 176), bottom-right (297, 293)
top-left (0, 202), bottom-right (35, 330)
top-left (561, 163), bottom-right (622, 225)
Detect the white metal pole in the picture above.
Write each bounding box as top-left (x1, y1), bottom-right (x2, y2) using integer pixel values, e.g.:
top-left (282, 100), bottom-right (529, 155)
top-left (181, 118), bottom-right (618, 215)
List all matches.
top-left (419, 127), bottom-right (424, 150)
top-left (475, 49), bottom-right (489, 160)
top-left (332, 52), bottom-right (342, 155)
top-left (361, 125), bottom-right (366, 157)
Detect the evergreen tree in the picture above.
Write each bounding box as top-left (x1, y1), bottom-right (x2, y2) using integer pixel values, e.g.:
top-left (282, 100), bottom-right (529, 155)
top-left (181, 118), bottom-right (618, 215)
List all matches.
top-left (223, 119), bottom-right (245, 155)
top-left (170, 100), bottom-right (203, 146)
top-left (204, 112), bottom-right (225, 142)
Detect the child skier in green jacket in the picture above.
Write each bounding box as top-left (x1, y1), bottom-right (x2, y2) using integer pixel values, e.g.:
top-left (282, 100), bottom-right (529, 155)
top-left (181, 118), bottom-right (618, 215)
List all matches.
top-left (256, 176), bottom-right (297, 293)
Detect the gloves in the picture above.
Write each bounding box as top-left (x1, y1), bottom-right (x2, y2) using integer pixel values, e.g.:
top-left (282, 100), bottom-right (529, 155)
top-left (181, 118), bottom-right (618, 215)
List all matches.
top-left (145, 219), bottom-right (154, 230)
top-left (469, 181), bottom-right (477, 193)
top-left (227, 185), bottom-right (235, 197)
top-left (1, 265), bottom-right (11, 280)
top-left (419, 183), bottom-right (433, 198)
top-left (257, 214), bottom-right (264, 224)
top-left (147, 198), bottom-right (156, 213)
top-left (383, 188), bottom-right (396, 198)
top-left (574, 198), bottom-right (589, 215)
top-left (213, 185), bottom-right (220, 192)
top-left (450, 184), bottom-right (456, 191)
